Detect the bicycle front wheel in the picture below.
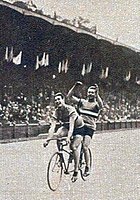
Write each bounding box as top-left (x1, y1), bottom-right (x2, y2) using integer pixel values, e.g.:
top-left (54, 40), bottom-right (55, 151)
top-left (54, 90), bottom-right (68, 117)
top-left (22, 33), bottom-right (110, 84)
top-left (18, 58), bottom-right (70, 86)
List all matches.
top-left (47, 152), bottom-right (63, 191)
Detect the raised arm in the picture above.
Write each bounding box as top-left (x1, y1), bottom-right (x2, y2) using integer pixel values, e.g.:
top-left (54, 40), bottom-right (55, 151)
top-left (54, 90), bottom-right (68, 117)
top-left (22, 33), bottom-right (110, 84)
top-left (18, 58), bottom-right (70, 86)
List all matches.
top-left (95, 84), bottom-right (103, 109)
top-left (67, 81), bottom-right (83, 103)
top-left (96, 93), bottom-right (103, 109)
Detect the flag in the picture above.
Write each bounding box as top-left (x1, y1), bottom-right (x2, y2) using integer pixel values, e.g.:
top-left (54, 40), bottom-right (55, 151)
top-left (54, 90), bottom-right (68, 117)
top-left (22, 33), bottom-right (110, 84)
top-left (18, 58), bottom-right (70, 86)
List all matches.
top-left (136, 77), bottom-right (140, 85)
top-left (81, 64), bottom-right (86, 76)
top-left (99, 68), bottom-right (105, 79)
top-left (37, 53), bottom-right (46, 66)
top-left (104, 67), bottom-right (109, 78)
top-left (58, 61), bottom-right (62, 73)
top-left (44, 53), bottom-right (49, 66)
top-left (89, 62), bottom-right (93, 73)
top-left (9, 46), bottom-right (13, 62)
top-left (5, 47), bottom-right (8, 61)
top-left (64, 59), bottom-right (68, 73)
top-left (13, 51), bottom-right (22, 65)
top-left (87, 62), bottom-right (92, 73)
top-left (41, 52), bottom-right (46, 66)
top-left (124, 71), bottom-right (131, 81)
top-left (61, 60), bottom-right (65, 72)
top-left (35, 56), bottom-right (40, 70)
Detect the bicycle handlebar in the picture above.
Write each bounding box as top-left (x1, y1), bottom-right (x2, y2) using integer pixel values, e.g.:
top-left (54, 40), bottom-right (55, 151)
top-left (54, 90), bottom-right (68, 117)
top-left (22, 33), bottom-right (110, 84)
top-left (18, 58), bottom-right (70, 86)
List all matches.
top-left (43, 137), bottom-right (69, 148)
top-left (47, 137), bottom-right (67, 142)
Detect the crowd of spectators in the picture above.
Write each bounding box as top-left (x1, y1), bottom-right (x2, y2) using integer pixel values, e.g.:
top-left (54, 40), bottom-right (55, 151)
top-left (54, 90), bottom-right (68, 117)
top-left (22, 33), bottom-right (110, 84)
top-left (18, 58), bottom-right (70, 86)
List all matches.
top-left (0, 92), bottom-right (54, 125)
top-left (0, 92), bottom-right (139, 126)
top-left (100, 98), bottom-right (140, 122)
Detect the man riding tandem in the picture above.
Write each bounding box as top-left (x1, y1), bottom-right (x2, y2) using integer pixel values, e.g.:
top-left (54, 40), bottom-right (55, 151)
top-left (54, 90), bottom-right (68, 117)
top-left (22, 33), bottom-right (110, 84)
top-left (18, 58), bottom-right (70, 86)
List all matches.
top-left (46, 82), bottom-right (103, 182)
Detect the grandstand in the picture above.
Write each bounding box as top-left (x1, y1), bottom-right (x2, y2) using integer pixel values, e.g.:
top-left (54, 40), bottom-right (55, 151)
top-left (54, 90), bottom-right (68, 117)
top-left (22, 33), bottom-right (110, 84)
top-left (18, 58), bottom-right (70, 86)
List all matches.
top-left (0, 0), bottom-right (140, 105)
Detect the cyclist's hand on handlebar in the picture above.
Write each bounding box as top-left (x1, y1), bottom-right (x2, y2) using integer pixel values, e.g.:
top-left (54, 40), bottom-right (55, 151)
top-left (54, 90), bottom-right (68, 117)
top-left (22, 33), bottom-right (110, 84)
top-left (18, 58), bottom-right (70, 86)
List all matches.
top-left (43, 140), bottom-right (49, 147)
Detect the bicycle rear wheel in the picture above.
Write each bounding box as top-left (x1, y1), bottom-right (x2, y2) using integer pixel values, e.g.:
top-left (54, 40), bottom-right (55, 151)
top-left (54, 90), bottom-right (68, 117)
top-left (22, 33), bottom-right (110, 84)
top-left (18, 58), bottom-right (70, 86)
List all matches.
top-left (47, 152), bottom-right (63, 191)
top-left (79, 148), bottom-right (92, 181)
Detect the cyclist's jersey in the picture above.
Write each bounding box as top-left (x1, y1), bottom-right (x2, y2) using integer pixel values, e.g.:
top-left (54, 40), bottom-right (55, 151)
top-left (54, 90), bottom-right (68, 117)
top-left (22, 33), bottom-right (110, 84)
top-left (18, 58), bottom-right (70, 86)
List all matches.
top-left (77, 98), bottom-right (100, 130)
top-left (53, 104), bottom-right (84, 129)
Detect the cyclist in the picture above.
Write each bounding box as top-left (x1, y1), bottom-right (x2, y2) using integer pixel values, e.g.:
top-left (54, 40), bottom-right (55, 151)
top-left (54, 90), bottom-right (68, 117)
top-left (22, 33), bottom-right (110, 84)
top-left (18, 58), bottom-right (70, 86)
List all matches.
top-left (46, 92), bottom-right (85, 182)
top-left (67, 82), bottom-right (103, 176)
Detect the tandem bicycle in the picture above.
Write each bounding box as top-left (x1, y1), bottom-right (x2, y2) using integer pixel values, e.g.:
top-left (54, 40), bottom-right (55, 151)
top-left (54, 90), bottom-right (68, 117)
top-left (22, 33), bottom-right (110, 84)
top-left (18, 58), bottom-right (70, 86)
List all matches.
top-left (43, 137), bottom-right (92, 191)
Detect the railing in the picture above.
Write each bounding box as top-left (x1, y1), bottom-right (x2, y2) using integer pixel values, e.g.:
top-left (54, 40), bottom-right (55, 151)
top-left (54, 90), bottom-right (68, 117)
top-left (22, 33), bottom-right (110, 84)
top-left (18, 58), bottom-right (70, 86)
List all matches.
top-left (96, 120), bottom-right (140, 131)
top-left (0, 120), bottom-right (140, 141)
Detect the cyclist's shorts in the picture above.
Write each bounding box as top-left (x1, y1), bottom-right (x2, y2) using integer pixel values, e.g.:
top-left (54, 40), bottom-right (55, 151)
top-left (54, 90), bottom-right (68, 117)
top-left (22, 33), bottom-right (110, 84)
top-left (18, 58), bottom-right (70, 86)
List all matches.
top-left (84, 125), bottom-right (95, 138)
top-left (72, 125), bottom-right (94, 138)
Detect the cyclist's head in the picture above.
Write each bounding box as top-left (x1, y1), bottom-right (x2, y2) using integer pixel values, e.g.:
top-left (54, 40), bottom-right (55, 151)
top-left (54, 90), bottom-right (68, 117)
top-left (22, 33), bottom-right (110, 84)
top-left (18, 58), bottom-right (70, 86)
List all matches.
top-left (87, 84), bottom-right (98, 100)
top-left (54, 92), bottom-right (65, 107)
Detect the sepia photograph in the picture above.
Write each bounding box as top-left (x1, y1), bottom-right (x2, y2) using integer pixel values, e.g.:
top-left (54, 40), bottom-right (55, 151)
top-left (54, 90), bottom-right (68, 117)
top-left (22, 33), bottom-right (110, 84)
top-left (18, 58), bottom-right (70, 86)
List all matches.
top-left (0, 0), bottom-right (140, 200)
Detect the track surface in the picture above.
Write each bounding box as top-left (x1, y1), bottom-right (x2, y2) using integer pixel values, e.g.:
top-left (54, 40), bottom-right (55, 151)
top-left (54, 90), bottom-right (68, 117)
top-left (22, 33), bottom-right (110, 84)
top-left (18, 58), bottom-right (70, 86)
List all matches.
top-left (0, 129), bottom-right (140, 200)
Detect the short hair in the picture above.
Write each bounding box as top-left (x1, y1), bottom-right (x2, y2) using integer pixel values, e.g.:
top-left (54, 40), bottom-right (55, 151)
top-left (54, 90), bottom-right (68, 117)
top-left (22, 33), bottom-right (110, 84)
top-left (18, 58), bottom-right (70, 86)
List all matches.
top-left (88, 84), bottom-right (97, 90)
top-left (54, 92), bottom-right (65, 99)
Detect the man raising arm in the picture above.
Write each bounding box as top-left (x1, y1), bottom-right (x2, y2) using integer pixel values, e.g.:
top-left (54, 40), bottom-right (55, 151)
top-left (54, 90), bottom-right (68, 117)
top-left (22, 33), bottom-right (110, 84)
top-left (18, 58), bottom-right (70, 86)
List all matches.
top-left (67, 82), bottom-right (103, 176)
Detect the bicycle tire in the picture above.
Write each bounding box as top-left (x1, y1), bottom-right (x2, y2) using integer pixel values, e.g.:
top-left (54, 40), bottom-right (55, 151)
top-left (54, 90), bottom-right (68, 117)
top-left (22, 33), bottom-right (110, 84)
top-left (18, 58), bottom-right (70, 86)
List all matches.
top-left (79, 148), bottom-right (92, 181)
top-left (47, 152), bottom-right (63, 191)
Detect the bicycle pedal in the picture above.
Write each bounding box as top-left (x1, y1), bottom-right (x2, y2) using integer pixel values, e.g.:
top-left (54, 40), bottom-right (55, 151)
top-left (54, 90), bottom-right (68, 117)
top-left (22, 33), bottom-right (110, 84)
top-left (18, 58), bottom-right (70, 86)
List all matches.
top-left (43, 143), bottom-right (47, 147)
top-left (71, 176), bottom-right (78, 183)
top-left (83, 172), bottom-right (90, 177)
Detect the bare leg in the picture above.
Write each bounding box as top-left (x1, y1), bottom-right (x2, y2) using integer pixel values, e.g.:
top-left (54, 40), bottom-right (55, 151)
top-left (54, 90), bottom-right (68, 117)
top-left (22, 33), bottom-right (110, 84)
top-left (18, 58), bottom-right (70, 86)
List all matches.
top-left (83, 135), bottom-right (91, 168)
top-left (71, 135), bottom-right (83, 172)
top-left (56, 127), bottom-right (68, 150)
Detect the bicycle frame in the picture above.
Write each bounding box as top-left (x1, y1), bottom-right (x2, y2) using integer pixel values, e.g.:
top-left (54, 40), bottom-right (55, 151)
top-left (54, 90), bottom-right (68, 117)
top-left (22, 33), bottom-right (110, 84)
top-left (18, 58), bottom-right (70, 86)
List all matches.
top-left (46, 137), bottom-right (74, 174)
top-left (57, 138), bottom-right (75, 174)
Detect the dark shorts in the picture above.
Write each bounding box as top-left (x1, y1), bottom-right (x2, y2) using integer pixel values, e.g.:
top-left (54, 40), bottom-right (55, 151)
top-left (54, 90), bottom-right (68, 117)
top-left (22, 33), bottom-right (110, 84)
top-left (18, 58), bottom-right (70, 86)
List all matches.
top-left (73, 125), bottom-right (94, 138)
top-left (84, 125), bottom-right (95, 138)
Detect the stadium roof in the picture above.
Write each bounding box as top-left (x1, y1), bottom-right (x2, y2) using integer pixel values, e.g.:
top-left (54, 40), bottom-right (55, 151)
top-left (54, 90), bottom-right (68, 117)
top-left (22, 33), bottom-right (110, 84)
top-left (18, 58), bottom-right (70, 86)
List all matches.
top-left (0, 0), bottom-right (139, 53)
top-left (0, 0), bottom-right (139, 92)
